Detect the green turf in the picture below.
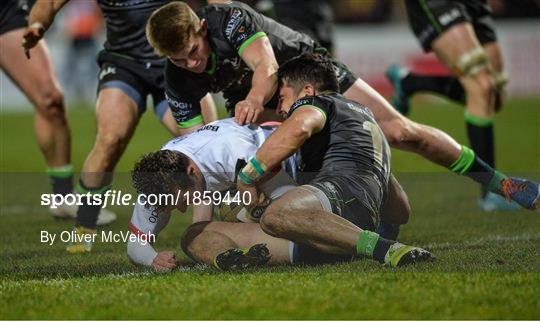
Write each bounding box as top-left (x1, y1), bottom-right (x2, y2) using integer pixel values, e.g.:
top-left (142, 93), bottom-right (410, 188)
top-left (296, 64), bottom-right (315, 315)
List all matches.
top-left (1, 98), bottom-right (539, 319)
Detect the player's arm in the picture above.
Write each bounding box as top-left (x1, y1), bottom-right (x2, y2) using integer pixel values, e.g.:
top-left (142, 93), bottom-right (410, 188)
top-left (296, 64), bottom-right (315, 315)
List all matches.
top-left (256, 106), bottom-right (325, 172)
top-left (237, 106), bottom-right (325, 208)
top-left (235, 36), bottom-right (279, 125)
top-left (127, 202), bottom-right (176, 272)
top-left (22, 0), bottom-right (70, 57)
top-left (200, 93), bottom-right (218, 126)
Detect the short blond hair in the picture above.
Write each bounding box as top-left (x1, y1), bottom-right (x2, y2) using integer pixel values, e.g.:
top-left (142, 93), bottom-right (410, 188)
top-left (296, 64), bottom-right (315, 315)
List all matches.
top-left (146, 2), bottom-right (201, 57)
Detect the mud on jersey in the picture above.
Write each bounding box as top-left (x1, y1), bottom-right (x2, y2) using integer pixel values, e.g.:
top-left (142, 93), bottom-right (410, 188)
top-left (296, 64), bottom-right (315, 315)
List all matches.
top-left (165, 1), bottom-right (316, 128)
top-left (288, 93), bottom-right (391, 187)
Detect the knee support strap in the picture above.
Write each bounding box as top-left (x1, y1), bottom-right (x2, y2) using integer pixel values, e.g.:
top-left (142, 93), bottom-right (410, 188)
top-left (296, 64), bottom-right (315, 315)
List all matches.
top-left (455, 46), bottom-right (489, 78)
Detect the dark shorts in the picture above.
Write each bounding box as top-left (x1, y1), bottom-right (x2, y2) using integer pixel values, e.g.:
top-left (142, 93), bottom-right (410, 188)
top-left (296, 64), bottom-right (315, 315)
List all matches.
top-left (97, 50), bottom-right (168, 118)
top-left (405, 0), bottom-right (497, 52)
top-left (292, 172), bottom-right (387, 265)
top-left (0, 0), bottom-right (29, 36)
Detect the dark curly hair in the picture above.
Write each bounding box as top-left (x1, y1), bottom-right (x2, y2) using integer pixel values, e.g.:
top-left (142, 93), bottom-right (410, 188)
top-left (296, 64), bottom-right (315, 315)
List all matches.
top-left (132, 150), bottom-right (194, 211)
top-left (277, 53), bottom-right (339, 94)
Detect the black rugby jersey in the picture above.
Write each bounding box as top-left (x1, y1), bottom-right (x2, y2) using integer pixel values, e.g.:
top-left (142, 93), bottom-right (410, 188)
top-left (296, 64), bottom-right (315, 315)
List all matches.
top-left (97, 0), bottom-right (169, 63)
top-left (288, 93), bottom-right (391, 186)
top-left (165, 1), bottom-right (316, 127)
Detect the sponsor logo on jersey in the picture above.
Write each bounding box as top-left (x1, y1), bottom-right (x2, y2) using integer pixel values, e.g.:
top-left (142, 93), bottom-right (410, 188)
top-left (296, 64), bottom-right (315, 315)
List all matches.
top-left (225, 8), bottom-right (244, 40)
top-left (290, 98), bottom-right (312, 112)
top-left (165, 93), bottom-right (191, 113)
top-left (99, 66), bottom-right (116, 80)
top-left (197, 124), bottom-right (220, 132)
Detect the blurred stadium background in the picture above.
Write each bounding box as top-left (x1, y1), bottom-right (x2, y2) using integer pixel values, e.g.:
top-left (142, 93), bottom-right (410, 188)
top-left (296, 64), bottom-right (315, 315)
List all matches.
top-left (2, 0), bottom-right (539, 109)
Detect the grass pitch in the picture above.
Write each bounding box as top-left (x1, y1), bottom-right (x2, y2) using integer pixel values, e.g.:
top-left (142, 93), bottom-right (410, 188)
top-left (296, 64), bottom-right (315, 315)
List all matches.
top-left (1, 97), bottom-right (539, 319)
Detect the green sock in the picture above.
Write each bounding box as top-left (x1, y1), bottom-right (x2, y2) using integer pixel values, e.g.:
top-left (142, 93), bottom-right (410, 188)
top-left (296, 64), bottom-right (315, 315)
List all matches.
top-left (449, 145), bottom-right (508, 194)
top-left (357, 230), bottom-right (395, 263)
top-left (46, 164), bottom-right (73, 195)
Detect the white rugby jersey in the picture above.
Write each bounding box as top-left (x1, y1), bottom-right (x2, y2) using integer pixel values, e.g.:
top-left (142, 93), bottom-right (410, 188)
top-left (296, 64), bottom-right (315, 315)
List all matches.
top-left (128, 119), bottom-right (296, 266)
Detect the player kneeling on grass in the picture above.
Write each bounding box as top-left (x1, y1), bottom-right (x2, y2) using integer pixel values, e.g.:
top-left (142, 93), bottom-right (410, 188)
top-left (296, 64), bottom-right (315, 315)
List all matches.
top-left (137, 55), bottom-right (432, 271)
top-left (233, 54), bottom-right (434, 268)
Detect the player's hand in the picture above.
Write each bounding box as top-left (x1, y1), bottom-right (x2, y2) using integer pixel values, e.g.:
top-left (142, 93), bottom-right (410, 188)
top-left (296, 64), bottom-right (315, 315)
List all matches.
top-left (236, 180), bottom-right (259, 210)
top-left (234, 98), bottom-right (264, 125)
top-left (21, 23), bottom-right (45, 59)
top-left (152, 251), bottom-right (177, 272)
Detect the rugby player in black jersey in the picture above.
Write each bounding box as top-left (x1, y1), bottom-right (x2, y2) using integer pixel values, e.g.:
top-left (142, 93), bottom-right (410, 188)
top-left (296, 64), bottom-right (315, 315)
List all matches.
top-left (146, 1), bottom-right (539, 214)
top-left (185, 54), bottom-right (433, 269)
top-left (21, 0), bottom-right (217, 253)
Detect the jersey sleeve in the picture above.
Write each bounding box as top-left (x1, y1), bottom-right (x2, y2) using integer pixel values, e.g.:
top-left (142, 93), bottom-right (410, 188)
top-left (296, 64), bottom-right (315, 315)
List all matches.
top-left (164, 61), bottom-right (207, 128)
top-left (221, 6), bottom-right (267, 56)
top-left (287, 96), bottom-right (331, 124)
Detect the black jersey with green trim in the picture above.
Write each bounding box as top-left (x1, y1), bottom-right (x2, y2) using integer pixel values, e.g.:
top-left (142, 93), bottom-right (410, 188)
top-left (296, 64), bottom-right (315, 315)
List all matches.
top-left (97, 0), bottom-right (170, 63)
top-left (164, 1), bottom-right (316, 127)
top-left (288, 93), bottom-right (391, 186)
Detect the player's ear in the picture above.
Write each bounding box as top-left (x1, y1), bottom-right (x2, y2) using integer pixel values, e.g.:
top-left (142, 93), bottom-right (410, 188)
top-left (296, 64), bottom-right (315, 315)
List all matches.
top-left (303, 84), bottom-right (315, 96)
top-left (199, 19), bottom-right (207, 37)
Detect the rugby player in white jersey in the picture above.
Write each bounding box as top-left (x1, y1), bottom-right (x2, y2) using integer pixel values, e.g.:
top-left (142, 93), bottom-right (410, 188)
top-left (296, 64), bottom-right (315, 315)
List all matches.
top-left (126, 118), bottom-right (297, 271)
top-left (127, 115), bottom-right (414, 271)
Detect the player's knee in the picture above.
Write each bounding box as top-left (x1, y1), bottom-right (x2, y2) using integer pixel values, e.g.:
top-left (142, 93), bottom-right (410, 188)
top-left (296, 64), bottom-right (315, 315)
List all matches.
top-left (96, 130), bottom-right (129, 153)
top-left (180, 221), bottom-right (211, 257)
top-left (260, 204), bottom-right (288, 237)
top-left (35, 87), bottom-right (66, 121)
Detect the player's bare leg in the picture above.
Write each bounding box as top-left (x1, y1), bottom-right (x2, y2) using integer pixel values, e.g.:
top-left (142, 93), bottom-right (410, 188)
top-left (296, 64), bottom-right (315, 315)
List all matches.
top-left (181, 221), bottom-right (291, 269)
top-left (431, 23), bottom-right (518, 210)
top-left (66, 88), bottom-right (139, 253)
top-left (343, 77), bottom-right (461, 167)
top-left (343, 74), bottom-right (538, 210)
top-left (0, 29), bottom-right (73, 208)
top-left (378, 174), bottom-right (410, 240)
top-left (259, 186), bottom-right (432, 267)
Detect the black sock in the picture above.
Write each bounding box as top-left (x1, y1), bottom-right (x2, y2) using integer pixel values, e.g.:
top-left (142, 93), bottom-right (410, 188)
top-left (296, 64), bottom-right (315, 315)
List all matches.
top-left (377, 221), bottom-right (400, 241)
top-left (357, 230), bottom-right (396, 264)
top-left (465, 116), bottom-right (495, 197)
top-left (402, 73), bottom-right (465, 104)
top-left (75, 179), bottom-right (110, 229)
top-left (449, 145), bottom-right (507, 195)
top-left (47, 165), bottom-right (73, 196)
top-left (373, 237), bottom-right (395, 264)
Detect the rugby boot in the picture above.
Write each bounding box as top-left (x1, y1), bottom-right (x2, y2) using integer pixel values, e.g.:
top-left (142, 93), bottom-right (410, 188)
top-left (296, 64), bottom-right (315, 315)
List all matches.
top-left (66, 226), bottom-right (96, 253)
top-left (49, 203), bottom-right (117, 226)
top-left (385, 64), bottom-right (411, 115)
top-left (214, 244), bottom-right (271, 271)
top-left (499, 177), bottom-right (540, 210)
top-left (477, 192), bottom-right (521, 212)
top-left (384, 243), bottom-right (433, 267)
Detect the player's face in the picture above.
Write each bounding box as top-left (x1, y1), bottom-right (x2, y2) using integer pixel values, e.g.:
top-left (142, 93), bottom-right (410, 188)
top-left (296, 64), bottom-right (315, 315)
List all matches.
top-left (168, 32), bottom-right (211, 73)
top-left (277, 80), bottom-right (300, 118)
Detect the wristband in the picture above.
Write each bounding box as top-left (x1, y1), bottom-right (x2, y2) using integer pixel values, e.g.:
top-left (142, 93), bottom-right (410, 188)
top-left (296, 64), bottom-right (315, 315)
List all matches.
top-left (29, 22), bottom-right (45, 31)
top-left (238, 157), bottom-right (267, 185)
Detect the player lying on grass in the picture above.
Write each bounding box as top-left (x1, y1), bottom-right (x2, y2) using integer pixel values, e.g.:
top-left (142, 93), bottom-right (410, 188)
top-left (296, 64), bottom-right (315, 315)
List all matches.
top-left (146, 1), bottom-right (539, 212)
top-left (128, 57), bottom-right (425, 271)
top-left (127, 119), bottom-right (412, 270)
